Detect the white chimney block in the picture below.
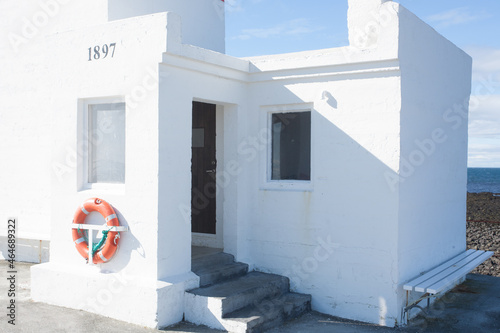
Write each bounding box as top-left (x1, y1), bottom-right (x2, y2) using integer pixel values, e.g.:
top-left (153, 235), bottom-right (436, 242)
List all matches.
top-left (108, 0), bottom-right (226, 53)
top-left (348, 0), bottom-right (391, 49)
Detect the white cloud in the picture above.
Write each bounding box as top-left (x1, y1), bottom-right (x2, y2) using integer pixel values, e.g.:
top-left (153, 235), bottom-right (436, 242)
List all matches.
top-left (467, 47), bottom-right (500, 167)
top-left (224, 0), bottom-right (266, 14)
top-left (232, 18), bottom-right (323, 41)
top-left (468, 141), bottom-right (500, 167)
top-left (469, 95), bottom-right (500, 138)
top-left (224, 0), bottom-right (244, 13)
top-left (466, 47), bottom-right (500, 85)
top-left (468, 95), bottom-right (500, 167)
top-left (427, 7), bottom-right (490, 28)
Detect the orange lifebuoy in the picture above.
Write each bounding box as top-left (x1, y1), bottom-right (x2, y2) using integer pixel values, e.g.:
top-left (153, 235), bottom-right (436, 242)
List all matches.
top-left (72, 198), bottom-right (120, 264)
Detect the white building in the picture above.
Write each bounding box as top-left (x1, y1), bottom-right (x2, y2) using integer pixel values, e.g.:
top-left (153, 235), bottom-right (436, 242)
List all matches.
top-left (0, 0), bottom-right (472, 329)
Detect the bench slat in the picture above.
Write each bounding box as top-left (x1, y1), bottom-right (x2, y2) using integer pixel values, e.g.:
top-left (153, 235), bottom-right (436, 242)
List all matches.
top-left (403, 249), bottom-right (475, 291)
top-left (0, 230), bottom-right (50, 242)
top-left (414, 250), bottom-right (484, 292)
top-left (426, 251), bottom-right (494, 294)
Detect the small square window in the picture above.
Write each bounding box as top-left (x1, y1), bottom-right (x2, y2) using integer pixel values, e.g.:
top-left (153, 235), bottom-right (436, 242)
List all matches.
top-left (192, 128), bottom-right (205, 148)
top-left (88, 102), bottom-right (125, 184)
top-left (271, 112), bottom-right (311, 181)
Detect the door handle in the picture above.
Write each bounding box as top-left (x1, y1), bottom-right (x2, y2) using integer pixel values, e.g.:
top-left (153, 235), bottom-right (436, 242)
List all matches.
top-left (206, 169), bottom-right (216, 174)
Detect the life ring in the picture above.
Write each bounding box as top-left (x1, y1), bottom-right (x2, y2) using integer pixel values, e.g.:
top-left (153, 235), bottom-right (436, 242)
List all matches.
top-left (72, 198), bottom-right (120, 264)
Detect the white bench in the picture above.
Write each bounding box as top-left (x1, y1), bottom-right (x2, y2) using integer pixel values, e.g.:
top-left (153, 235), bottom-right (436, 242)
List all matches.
top-left (0, 230), bottom-right (50, 263)
top-left (402, 249), bottom-right (494, 323)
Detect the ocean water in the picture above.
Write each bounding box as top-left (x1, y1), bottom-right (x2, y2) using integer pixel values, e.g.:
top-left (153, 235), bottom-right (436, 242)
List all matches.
top-left (468, 168), bottom-right (500, 193)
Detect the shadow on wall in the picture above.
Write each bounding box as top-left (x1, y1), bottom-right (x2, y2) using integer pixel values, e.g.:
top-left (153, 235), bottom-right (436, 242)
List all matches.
top-left (78, 206), bottom-right (146, 273)
top-left (98, 207), bottom-right (145, 273)
top-left (246, 70), bottom-right (402, 325)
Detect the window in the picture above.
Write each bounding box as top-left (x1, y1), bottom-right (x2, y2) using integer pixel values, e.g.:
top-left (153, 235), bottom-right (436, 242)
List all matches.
top-left (271, 111), bottom-right (311, 181)
top-left (192, 128), bottom-right (205, 148)
top-left (88, 102), bottom-right (125, 183)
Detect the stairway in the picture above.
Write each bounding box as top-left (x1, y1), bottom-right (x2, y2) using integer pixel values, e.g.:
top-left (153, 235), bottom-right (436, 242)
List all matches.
top-left (185, 248), bottom-right (311, 333)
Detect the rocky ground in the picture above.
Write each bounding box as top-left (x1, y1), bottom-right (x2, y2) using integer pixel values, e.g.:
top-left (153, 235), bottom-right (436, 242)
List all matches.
top-left (467, 192), bottom-right (500, 277)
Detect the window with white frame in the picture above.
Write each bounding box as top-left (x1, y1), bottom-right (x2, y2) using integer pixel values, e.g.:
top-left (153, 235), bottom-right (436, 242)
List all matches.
top-left (87, 102), bottom-right (126, 184)
top-left (271, 111), bottom-right (311, 181)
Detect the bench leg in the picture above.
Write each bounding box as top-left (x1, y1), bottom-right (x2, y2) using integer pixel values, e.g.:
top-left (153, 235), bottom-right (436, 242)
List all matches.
top-left (406, 290), bottom-right (410, 323)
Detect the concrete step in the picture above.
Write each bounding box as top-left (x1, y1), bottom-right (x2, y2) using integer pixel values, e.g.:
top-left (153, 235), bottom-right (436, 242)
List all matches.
top-left (184, 272), bottom-right (290, 329)
top-left (223, 292), bottom-right (312, 333)
top-left (193, 261), bottom-right (249, 287)
top-left (192, 251), bottom-right (235, 269)
top-left (187, 250), bottom-right (311, 332)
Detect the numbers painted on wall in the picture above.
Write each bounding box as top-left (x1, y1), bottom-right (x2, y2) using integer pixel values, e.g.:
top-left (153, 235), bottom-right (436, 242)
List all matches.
top-left (88, 43), bottom-right (116, 61)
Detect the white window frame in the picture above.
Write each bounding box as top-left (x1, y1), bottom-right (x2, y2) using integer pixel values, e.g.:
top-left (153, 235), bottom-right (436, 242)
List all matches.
top-left (259, 103), bottom-right (314, 192)
top-left (78, 97), bottom-right (126, 192)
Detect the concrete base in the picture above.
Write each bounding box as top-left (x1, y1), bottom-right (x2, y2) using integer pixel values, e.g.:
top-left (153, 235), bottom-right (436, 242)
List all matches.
top-left (31, 262), bottom-right (199, 329)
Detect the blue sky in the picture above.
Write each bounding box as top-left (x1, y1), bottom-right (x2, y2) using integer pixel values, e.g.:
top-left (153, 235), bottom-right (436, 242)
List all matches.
top-left (225, 0), bottom-right (500, 168)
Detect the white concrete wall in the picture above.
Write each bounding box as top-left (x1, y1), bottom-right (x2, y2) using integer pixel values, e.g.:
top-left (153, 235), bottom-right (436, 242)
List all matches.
top-left (233, 2), bottom-right (403, 326)
top-left (396, 3), bottom-right (472, 308)
top-left (242, 57), bottom-right (402, 326)
top-left (108, 0), bottom-right (225, 53)
top-left (0, 0), bottom-right (223, 265)
top-left (29, 13), bottom-right (201, 329)
top-left (44, 12), bottom-right (169, 275)
top-left (0, 0), bottom-right (107, 51)
top-left (156, 1), bottom-right (471, 326)
top-left (229, 1), bottom-right (468, 326)
top-left (0, 0), bottom-right (107, 261)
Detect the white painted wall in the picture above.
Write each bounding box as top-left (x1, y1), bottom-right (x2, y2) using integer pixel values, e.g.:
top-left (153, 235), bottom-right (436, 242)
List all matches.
top-left (0, 0), bottom-right (104, 262)
top-left (198, 1), bottom-right (466, 326)
top-left (232, 2), bottom-right (402, 326)
top-left (0, 0), bottom-right (107, 53)
top-left (396, 4), bottom-right (472, 310)
top-left (0, 1), bottom-right (224, 327)
top-left (0, 0), bottom-right (223, 265)
top-left (154, 4), bottom-right (404, 322)
top-left (108, 0), bottom-right (225, 53)
top-left (43, 12), bottom-right (170, 275)
top-left (29, 12), bottom-right (198, 329)
top-left (242, 59), bottom-right (402, 326)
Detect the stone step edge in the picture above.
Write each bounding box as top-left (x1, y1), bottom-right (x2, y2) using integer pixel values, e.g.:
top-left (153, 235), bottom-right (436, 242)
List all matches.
top-left (192, 252), bottom-right (235, 268)
top-left (196, 262), bottom-right (249, 287)
top-left (186, 272), bottom-right (290, 316)
top-left (221, 292), bottom-right (312, 332)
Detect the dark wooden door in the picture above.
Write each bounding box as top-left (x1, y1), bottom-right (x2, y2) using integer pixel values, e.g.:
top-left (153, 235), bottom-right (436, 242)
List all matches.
top-left (191, 102), bottom-right (216, 234)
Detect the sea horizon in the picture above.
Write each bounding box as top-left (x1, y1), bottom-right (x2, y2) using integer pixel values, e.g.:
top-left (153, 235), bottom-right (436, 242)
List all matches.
top-left (468, 167), bottom-right (500, 193)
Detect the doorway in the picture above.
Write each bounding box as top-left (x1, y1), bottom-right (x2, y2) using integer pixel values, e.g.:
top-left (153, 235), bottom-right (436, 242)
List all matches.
top-left (191, 101), bottom-right (217, 234)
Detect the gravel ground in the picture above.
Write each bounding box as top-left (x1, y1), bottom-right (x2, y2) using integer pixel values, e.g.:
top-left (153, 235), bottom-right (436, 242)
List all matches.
top-left (467, 192), bottom-right (500, 277)
top-left (467, 192), bottom-right (500, 222)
